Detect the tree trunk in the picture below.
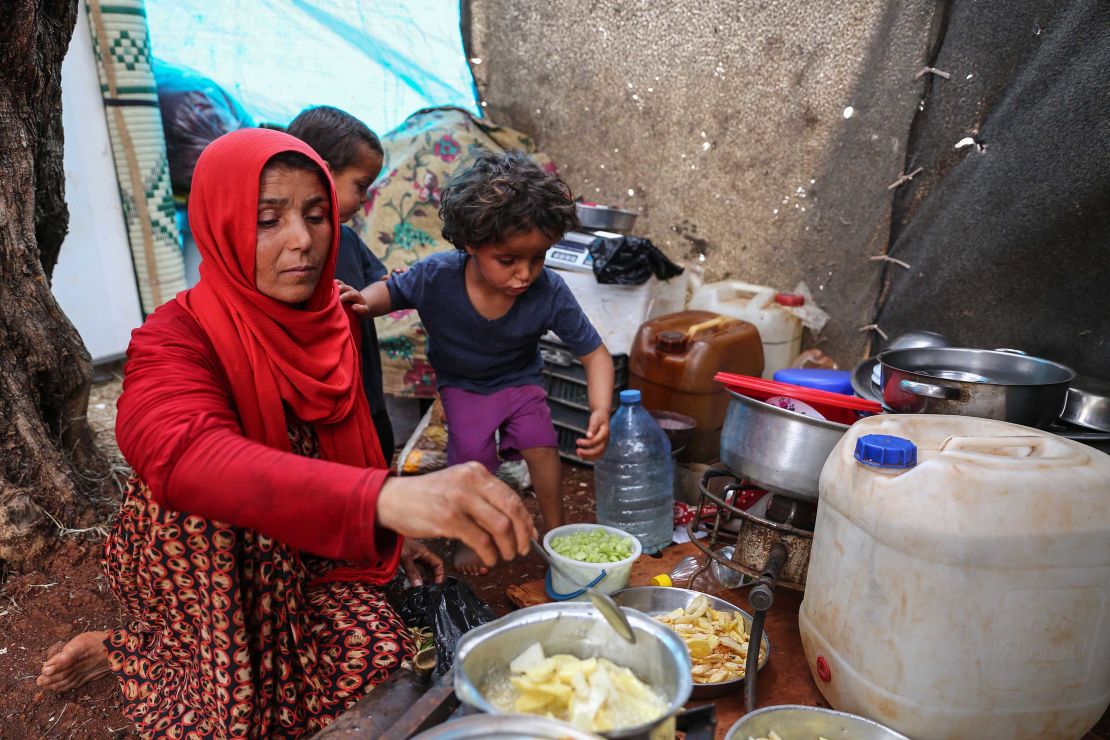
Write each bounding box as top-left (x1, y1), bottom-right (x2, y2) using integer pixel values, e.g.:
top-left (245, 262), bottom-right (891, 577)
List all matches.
top-left (0, 0), bottom-right (117, 571)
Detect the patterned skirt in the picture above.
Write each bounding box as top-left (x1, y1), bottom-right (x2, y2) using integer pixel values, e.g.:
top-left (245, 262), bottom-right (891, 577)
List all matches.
top-left (102, 426), bottom-right (414, 738)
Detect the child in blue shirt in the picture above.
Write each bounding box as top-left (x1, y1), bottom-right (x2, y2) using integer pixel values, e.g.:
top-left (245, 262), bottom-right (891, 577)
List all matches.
top-left (287, 106), bottom-right (395, 461)
top-left (341, 151), bottom-right (614, 574)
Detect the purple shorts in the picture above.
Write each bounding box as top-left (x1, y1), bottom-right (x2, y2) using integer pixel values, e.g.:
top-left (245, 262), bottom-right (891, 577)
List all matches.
top-left (439, 384), bottom-right (558, 472)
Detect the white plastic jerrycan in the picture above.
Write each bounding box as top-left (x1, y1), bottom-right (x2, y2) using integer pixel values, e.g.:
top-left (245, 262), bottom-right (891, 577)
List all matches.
top-left (687, 281), bottom-right (803, 378)
top-left (800, 414), bottom-right (1110, 740)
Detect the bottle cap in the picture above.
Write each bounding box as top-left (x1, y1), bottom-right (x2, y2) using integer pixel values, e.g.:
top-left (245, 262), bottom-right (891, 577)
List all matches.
top-left (775, 292), bottom-right (805, 307)
top-left (620, 389), bottom-right (642, 404)
top-left (655, 331), bottom-right (690, 354)
top-left (650, 574), bottom-right (672, 587)
top-left (854, 434), bottom-right (918, 469)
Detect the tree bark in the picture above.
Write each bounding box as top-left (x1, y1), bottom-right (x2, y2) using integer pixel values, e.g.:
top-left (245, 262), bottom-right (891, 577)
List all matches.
top-left (0, 0), bottom-right (117, 570)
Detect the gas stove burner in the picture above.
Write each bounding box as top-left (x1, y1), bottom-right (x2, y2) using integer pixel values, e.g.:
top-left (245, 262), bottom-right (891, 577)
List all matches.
top-left (689, 467), bottom-right (814, 592)
top-left (764, 494), bottom-right (817, 532)
top-left (690, 465), bottom-right (818, 714)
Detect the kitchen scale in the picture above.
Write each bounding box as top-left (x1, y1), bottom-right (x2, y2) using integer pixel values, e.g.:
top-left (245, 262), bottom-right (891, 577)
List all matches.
top-left (544, 229), bottom-right (625, 273)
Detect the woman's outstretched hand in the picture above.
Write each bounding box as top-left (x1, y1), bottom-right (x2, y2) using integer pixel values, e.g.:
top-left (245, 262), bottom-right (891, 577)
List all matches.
top-left (377, 462), bottom-right (535, 569)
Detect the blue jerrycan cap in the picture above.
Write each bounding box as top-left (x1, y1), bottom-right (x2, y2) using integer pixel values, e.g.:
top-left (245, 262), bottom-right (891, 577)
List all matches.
top-left (854, 434), bottom-right (917, 469)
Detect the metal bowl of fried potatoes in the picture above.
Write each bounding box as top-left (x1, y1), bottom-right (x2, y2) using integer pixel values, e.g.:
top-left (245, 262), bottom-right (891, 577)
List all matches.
top-left (612, 587), bottom-right (770, 698)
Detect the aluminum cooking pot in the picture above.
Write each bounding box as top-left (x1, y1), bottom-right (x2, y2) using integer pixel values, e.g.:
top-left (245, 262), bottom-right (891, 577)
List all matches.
top-left (879, 347), bottom-right (1075, 429)
top-left (453, 602), bottom-right (692, 740)
top-left (576, 203), bottom-right (638, 232)
top-left (725, 705), bottom-right (909, 740)
top-left (720, 389), bottom-right (849, 502)
top-left (411, 715), bottom-right (602, 739)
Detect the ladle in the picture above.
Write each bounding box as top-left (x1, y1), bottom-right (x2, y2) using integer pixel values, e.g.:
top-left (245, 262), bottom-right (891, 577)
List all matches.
top-left (529, 538), bottom-right (636, 644)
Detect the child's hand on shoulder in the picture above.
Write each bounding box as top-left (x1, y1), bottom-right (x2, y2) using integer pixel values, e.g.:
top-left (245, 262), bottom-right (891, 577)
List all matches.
top-left (336, 279), bottom-right (370, 315)
top-left (576, 409), bottom-right (610, 460)
top-left (379, 266), bottom-right (406, 282)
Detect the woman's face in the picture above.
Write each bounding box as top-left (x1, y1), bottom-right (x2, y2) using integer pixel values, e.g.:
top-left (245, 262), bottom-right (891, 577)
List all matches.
top-left (254, 165), bottom-right (333, 305)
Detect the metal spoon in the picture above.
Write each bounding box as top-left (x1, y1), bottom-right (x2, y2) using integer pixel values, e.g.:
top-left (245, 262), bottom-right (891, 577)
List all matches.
top-left (530, 538), bottom-right (636, 644)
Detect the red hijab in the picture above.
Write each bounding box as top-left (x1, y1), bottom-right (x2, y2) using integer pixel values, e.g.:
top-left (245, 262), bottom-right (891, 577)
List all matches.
top-left (178, 128), bottom-right (385, 470)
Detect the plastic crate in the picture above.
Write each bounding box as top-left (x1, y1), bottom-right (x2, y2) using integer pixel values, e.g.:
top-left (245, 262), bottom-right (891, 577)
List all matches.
top-left (540, 338), bottom-right (629, 466)
top-left (552, 421), bottom-right (589, 466)
top-left (540, 338), bottom-right (628, 404)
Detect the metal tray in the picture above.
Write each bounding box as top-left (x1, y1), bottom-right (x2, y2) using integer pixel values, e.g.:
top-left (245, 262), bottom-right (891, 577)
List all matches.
top-left (611, 586), bottom-right (770, 699)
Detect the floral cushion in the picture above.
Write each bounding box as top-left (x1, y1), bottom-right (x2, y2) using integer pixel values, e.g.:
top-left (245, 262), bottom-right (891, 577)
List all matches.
top-left (350, 107), bottom-right (553, 398)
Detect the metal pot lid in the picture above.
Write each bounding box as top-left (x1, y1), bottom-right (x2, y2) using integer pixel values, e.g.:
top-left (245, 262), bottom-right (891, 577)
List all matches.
top-left (411, 714), bottom-right (601, 739)
top-left (850, 358), bottom-right (884, 404)
top-left (1061, 375), bottom-right (1110, 432)
top-left (879, 347), bottom-right (1075, 387)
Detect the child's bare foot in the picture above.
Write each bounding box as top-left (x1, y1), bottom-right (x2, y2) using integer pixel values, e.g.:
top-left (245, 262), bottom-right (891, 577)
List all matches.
top-left (37, 631), bottom-right (111, 692)
top-left (453, 544), bottom-right (490, 576)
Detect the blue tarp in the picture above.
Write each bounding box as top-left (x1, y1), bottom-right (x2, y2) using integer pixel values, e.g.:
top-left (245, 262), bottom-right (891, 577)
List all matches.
top-left (144, 0), bottom-right (480, 133)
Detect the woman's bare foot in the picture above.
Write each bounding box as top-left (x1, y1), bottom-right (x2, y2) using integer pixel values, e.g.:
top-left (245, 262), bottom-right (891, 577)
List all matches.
top-left (37, 631), bottom-right (111, 692)
top-left (452, 543), bottom-right (490, 576)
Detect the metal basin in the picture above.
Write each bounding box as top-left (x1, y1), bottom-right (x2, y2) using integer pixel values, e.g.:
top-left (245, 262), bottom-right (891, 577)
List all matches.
top-left (1062, 375), bottom-right (1110, 432)
top-left (612, 586), bottom-right (770, 698)
top-left (453, 602), bottom-right (692, 739)
top-left (411, 715), bottom-right (601, 739)
top-left (576, 203), bottom-right (638, 232)
top-left (879, 347), bottom-right (1075, 429)
top-left (720, 389), bottom-right (849, 502)
top-left (725, 705), bottom-right (909, 740)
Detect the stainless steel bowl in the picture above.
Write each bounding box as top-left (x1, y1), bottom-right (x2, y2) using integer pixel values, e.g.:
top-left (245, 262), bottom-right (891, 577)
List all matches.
top-left (720, 389), bottom-right (849, 502)
top-left (576, 203), bottom-right (638, 232)
top-left (724, 705), bottom-right (910, 740)
top-left (612, 586), bottom-right (770, 699)
top-left (1062, 375), bottom-right (1110, 432)
top-left (879, 347), bottom-right (1075, 429)
top-left (411, 715), bottom-right (602, 739)
top-left (453, 602), bottom-right (692, 739)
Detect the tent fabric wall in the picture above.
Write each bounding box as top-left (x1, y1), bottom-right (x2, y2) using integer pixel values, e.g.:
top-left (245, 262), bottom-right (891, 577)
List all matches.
top-left (142, 0), bottom-right (480, 133)
top-left (878, 0), bottom-right (1110, 376)
top-left (85, 0), bottom-right (184, 313)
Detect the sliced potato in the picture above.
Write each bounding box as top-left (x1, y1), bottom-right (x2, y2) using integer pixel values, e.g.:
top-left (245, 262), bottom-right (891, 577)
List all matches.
top-left (655, 597), bottom-right (767, 684)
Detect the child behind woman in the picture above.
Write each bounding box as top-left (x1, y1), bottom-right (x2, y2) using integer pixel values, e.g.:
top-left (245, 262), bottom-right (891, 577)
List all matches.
top-left (341, 151), bottom-right (614, 574)
top-left (287, 106), bottom-right (396, 461)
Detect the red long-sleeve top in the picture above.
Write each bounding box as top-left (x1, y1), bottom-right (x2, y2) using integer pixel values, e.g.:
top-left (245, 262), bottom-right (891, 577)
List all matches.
top-left (115, 301), bottom-right (400, 571)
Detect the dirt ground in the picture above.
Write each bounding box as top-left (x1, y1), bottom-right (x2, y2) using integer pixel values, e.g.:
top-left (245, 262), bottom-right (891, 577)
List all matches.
top-left (0, 378), bottom-right (600, 738)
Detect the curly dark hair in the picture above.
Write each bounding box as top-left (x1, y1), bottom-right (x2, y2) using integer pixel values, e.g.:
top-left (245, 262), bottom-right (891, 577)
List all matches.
top-left (286, 106), bottom-right (383, 171)
top-left (438, 150), bottom-right (579, 249)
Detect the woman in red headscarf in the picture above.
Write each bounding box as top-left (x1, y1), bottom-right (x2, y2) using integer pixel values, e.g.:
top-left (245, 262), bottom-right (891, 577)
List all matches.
top-left (37, 129), bottom-right (535, 737)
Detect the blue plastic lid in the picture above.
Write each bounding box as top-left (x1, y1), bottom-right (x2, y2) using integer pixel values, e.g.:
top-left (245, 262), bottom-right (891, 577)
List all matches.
top-left (620, 389), bottom-right (642, 404)
top-left (773, 368), bottom-right (854, 395)
top-left (854, 434), bottom-right (918, 469)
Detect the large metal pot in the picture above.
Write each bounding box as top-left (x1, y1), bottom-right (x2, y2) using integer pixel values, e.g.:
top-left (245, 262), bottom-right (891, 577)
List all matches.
top-left (720, 389), bottom-right (849, 502)
top-left (879, 347), bottom-right (1075, 428)
top-left (411, 715), bottom-right (601, 739)
top-left (453, 602), bottom-right (692, 739)
top-left (725, 705), bottom-right (909, 740)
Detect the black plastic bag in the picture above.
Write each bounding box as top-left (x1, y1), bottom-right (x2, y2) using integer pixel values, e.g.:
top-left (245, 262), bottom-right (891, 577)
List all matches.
top-left (153, 59), bottom-right (254, 195)
top-left (588, 234), bottom-right (684, 285)
top-left (398, 577), bottom-right (496, 675)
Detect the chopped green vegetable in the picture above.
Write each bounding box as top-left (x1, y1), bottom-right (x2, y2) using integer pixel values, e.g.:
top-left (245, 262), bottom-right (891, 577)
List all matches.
top-left (551, 529), bottom-right (634, 563)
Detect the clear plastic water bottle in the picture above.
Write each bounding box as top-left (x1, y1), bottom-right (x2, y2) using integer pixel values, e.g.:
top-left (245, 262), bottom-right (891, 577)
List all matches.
top-left (594, 390), bottom-right (674, 554)
top-left (650, 546), bottom-right (753, 594)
